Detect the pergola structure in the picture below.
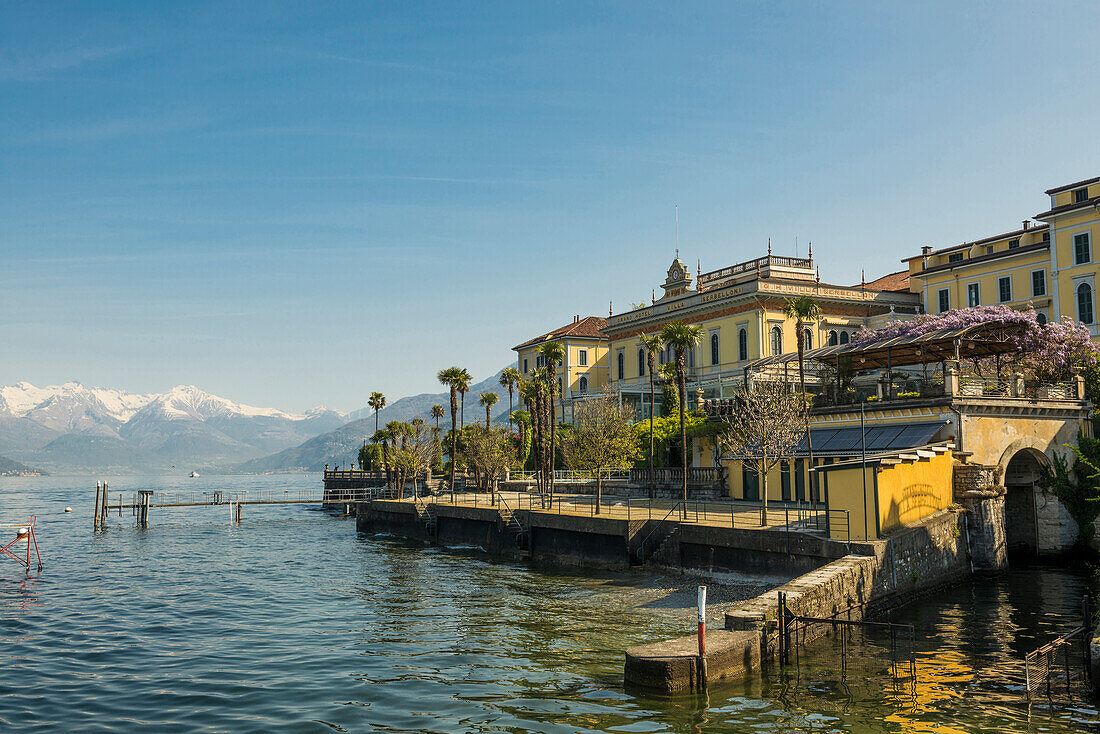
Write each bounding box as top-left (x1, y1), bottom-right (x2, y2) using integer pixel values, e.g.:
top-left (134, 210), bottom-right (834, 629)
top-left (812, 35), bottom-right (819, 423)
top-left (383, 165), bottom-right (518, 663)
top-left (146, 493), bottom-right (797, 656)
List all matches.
top-left (748, 321), bottom-right (1027, 374)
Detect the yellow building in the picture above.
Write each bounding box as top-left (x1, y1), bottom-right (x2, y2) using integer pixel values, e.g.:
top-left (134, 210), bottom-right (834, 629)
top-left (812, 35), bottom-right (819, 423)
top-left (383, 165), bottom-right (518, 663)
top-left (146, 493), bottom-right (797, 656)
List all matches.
top-left (603, 251), bottom-right (921, 420)
top-left (512, 315), bottom-right (609, 423)
top-left (905, 175), bottom-right (1100, 332)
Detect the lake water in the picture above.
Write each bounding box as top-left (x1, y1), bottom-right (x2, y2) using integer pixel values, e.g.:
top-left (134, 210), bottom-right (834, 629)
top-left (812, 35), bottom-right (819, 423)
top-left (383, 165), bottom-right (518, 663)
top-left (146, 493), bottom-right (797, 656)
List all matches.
top-left (0, 474), bottom-right (1097, 732)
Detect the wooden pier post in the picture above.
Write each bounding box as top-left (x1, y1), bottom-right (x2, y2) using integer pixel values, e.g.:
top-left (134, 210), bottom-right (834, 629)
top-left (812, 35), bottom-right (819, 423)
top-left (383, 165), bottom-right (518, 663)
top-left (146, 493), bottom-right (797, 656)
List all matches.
top-left (102, 482), bottom-right (109, 527)
top-left (93, 481), bottom-right (101, 530)
top-left (137, 490), bottom-right (153, 527)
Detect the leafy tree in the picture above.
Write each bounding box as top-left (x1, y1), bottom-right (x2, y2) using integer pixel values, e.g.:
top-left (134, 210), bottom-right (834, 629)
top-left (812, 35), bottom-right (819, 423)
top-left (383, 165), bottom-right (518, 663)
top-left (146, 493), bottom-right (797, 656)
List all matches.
top-left (1038, 433), bottom-right (1100, 553)
top-left (511, 409), bottom-right (532, 468)
top-left (717, 380), bottom-right (808, 526)
top-left (387, 419), bottom-right (435, 498)
top-left (499, 367), bottom-right (522, 430)
top-left (657, 362), bottom-right (679, 416)
top-left (358, 442), bottom-right (382, 471)
top-left (638, 332), bottom-right (664, 498)
top-left (368, 392), bottom-right (386, 434)
top-left (661, 321), bottom-right (703, 514)
top-left (560, 391), bottom-right (641, 513)
top-left (479, 391), bottom-right (499, 428)
top-left (438, 366), bottom-right (468, 500)
top-left (371, 429), bottom-right (391, 489)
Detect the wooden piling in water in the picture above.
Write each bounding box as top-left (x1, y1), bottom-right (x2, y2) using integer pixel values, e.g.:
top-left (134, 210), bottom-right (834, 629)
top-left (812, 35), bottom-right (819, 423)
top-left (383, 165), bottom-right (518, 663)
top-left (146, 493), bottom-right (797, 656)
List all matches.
top-left (93, 481), bottom-right (101, 530)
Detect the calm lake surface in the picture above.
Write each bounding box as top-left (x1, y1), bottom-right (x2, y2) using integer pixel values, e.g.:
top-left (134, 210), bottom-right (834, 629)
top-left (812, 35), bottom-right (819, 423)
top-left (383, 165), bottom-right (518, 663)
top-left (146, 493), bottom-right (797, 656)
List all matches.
top-left (0, 474), bottom-right (1097, 733)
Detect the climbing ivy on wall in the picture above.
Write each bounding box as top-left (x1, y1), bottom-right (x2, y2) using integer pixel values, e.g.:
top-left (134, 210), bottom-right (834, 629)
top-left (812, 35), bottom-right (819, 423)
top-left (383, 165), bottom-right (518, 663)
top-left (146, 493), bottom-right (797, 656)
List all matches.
top-left (1038, 432), bottom-right (1100, 554)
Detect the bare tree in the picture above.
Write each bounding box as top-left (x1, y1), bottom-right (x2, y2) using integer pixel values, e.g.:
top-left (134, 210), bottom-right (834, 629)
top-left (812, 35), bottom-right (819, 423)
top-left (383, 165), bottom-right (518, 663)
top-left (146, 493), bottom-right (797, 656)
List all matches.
top-left (464, 426), bottom-right (516, 505)
top-left (388, 419), bottom-right (436, 499)
top-left (717, 380), bottom-right (807, 526)
top-left (560, 390), bottom-right (641, 514)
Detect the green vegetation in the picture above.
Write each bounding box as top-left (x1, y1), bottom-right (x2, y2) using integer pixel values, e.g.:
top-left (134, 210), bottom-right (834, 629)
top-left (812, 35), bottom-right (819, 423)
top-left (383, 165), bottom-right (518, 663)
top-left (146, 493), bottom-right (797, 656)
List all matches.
top-left (561, 391), bottom-right (640, 513)
top-left (1039, 432), bottom-right (1100, 554)
top-left (660, 321), bottom-right (702, 513)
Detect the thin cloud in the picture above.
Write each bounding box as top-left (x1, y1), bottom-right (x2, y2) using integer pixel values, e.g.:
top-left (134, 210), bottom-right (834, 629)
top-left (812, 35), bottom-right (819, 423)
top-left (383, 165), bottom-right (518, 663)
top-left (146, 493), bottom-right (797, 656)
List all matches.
top-left (0, 46), bottom-right (127, 82)
top-left (17, 108), bottom-right (212, 144)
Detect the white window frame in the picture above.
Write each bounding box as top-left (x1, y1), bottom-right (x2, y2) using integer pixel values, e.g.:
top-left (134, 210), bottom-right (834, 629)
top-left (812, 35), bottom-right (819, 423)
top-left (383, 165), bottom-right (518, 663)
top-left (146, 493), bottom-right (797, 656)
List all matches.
top-left (1030, 269), bottom-right (1046, 297)
top-left (966, 282), bottom-right (980, 307)
top-left (997, 275), bottom-right (1012, 303)
top-left (578, 349), bottom-right (587, 366)
top-left (737, 325), bottom-right (749, 362)
top-left (770, 325), bottom-right (782, 356)
top-left (523, 358), bottom-right (528, 374)
top-left (937, 288), bottom-right (950, 313)
top-left (709, 331), bottom-right (720, 366)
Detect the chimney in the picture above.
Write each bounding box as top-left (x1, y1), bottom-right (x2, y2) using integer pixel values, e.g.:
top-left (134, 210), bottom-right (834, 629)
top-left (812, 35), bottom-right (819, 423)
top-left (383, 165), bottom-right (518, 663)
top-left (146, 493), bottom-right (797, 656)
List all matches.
top-left (574, 315), bottom-right (579, 324)
top-left (1022, 220), bottom-right (1030, 230)
top-left (921, 246), bottom-right (933, 255)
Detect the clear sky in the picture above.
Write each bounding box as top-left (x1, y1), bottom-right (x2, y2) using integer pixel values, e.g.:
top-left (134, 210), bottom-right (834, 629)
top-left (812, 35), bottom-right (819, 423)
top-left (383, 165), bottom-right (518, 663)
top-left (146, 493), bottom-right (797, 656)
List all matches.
top-left (2, 1), bottom-right (1098, 413)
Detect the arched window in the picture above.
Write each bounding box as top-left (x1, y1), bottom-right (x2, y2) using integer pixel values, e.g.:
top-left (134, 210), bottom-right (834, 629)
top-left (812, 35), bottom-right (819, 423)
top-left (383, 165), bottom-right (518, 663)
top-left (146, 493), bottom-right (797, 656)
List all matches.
top-left (617, 352), bottom-right (625, 380)
top-left (688, 347), bottom-right (695, 369)
top-left (802, 329), bottom-right (812, 350)
top-left (738, 328), bottom-right (748, 361)
top-left (579, 376), bottom-right (588, 393)
top-left (771, 326), bottom-right (782, 355)
top-left (839, 331), bottom-right (850, 345)
top-left (1037, 312), bottom-right (1048, 325)
top-left (638, 348), bottom-right (645, 377)
top-left (1078, 283), bottom-right (1094, 325)
top-left (828, 330), bottom-right (838, 346)
top-left (711, 333), bottom-right (720, 365)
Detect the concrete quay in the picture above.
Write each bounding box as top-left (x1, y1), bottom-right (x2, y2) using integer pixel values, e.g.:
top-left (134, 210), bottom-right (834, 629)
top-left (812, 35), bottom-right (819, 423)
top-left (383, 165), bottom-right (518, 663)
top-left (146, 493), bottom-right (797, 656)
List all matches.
top-left (625, 509), bottom-right (972, 693)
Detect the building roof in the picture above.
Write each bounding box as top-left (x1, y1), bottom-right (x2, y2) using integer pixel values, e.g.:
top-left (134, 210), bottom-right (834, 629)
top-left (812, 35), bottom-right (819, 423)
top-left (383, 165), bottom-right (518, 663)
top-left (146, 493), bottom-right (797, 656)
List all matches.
top-left (911, 241), bottom-right (1049, 278)
top-left (901, 223), bottom-right (1048, 262)
top-left (859, 270), bottom-right (910, 292)
top-left (512, 316), bottom-right (608, 351)
top-left (1034, 193), bottom-right (1100, 220)
top-left (1045, 176), bottom-right (1100, 195)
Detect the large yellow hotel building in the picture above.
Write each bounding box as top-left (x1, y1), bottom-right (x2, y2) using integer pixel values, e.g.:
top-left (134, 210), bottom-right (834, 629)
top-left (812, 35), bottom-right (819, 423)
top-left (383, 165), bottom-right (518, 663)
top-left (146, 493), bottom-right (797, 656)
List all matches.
top-left (514, 174), bottom-right (1100, 423)
top-left (906, 175), bottom-right (1100, 333)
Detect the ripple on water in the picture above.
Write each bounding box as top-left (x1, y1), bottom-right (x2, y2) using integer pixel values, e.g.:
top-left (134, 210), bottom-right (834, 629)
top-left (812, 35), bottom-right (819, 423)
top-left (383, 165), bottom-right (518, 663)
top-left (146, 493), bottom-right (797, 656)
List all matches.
top-left (0, 475), bottom-right (1097, 732)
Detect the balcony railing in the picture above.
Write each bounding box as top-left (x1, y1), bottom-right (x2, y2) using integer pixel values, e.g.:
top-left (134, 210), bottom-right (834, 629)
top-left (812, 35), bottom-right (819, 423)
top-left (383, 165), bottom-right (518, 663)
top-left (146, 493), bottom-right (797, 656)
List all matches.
top-left (698, 254), bottom-right (813, 286)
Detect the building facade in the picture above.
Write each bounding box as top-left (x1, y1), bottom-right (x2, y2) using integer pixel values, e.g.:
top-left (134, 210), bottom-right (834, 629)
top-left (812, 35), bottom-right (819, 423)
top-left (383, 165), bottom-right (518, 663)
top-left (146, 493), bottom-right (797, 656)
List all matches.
top-left (512, 315), bottom-right (608, 423)
top-left (905, 175), bottom-right (1100, 333)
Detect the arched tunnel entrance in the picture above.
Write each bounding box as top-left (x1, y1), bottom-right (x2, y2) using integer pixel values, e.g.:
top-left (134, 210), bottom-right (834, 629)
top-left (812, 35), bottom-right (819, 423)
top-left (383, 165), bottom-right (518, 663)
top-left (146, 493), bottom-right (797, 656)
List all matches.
top-left (1003, 449), bottom-right (1047, 557)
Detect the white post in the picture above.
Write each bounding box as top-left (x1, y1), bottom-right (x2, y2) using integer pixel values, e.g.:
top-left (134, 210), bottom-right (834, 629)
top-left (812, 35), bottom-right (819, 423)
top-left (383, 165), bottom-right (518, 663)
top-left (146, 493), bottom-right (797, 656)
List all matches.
top-left (697, 584), bottom-right (708, 689)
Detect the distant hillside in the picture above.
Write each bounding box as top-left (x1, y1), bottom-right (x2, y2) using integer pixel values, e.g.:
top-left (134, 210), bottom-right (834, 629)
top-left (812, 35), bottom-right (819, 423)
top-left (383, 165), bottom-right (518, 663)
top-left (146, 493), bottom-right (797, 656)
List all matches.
top-left (0, 454), bottom-right (46, 476)
top-left (235, 367), bottom-right (517, 472)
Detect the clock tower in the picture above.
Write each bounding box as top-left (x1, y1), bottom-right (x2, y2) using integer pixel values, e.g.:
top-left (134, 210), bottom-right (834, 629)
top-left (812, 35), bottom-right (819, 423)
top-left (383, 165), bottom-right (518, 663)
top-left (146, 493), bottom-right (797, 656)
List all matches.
top-left (660, 256), bottom-right (693, 299)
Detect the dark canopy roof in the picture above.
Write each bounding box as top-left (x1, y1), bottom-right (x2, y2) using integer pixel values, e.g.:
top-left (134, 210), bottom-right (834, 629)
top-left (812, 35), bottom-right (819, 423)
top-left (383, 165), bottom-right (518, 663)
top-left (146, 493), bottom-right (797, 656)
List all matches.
top-left (748, 320), bottom-right (1028, 372)
top-left (722, 421), bottom-right (949, 460)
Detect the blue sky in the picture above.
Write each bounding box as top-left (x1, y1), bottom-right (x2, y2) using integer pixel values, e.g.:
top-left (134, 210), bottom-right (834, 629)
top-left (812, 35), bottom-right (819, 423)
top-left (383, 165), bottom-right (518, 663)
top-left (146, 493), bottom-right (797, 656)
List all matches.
top-left (2, 1), bottom-right (1098, 413)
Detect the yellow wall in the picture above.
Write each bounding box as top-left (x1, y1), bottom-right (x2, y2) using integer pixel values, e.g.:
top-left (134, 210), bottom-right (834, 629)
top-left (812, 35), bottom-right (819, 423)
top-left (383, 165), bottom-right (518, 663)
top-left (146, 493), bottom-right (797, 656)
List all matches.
top-left (1049, 208), bottom-right (1100, 327)
top-left (822, 451), bottom-right (954, 541)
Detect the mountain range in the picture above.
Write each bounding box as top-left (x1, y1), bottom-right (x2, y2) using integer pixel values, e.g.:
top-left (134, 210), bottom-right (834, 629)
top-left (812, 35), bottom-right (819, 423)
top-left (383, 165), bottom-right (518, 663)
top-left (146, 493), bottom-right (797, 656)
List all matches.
top-left (234, 367), bottom-right (516, 473)
top-left (0, 382), bottom-right (347, 474)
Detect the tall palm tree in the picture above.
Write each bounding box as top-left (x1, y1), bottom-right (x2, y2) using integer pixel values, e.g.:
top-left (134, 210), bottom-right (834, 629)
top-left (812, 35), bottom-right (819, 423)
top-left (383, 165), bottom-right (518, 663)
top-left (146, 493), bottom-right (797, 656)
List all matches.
top-left (438, 367), bottom-right (467, 500)
top-left (479, 391), bottom-right (499, 428)
top-left (638, 333), bottom-right (664, 499)
top-left (430, 404), bottom-right (445, 433)
top-left (660, 322), bottom-right (703, 515)
top-left (499, 367), bottom-right (521, 430)
top-left (783, 296), bottom-right (823, 504)
top-left (536, 341), bottom-right (566, 497)
top-left (454, 368), bottom-right (472, 428)
top-left (368, 392), bottom-right (386, 434)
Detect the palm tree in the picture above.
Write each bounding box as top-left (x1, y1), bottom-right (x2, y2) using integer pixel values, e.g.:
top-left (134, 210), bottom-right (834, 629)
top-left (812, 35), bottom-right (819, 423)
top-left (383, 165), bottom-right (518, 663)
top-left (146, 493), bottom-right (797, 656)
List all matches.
top-left (438, 367), bottom-right (467, 501)
top-left (536, 341), bottom-right (566, 497)
top-left (479, 391), bottom-right (499, 429)
top-left (518, 379), bottom-right (540, 479)
top-left (430, 404), bottom-right (445, 433)
top-left (368, 392), bottom-right (386, 434)
top-left (783, 296), bottom-right (823, 503)
top-left (454, 368), bottom-right (472, 428)
top-left (638, 332), bottom-right (664, 499)
top-left (661, 321), bottom-right (703, 515)
top-left (499, 367), bottom-right (521, 430)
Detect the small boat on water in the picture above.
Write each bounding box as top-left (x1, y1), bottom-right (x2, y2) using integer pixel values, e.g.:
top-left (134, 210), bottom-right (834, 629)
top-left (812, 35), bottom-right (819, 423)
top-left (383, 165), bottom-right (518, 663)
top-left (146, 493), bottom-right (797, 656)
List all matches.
top-left (189, 471), bottom-right (200, 478)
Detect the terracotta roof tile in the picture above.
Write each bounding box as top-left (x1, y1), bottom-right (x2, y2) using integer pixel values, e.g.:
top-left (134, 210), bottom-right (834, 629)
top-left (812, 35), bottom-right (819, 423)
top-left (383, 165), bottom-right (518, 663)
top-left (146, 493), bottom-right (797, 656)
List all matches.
top-left (858, 270), bottom-right (910, 292)
top-left (512, 316), bottom-right (608, 351)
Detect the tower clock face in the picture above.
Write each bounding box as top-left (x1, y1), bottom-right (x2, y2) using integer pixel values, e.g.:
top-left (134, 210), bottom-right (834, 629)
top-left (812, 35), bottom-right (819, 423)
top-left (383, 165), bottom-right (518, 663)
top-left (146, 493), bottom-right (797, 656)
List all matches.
top-left (671, 266), bottom-right (681, 279)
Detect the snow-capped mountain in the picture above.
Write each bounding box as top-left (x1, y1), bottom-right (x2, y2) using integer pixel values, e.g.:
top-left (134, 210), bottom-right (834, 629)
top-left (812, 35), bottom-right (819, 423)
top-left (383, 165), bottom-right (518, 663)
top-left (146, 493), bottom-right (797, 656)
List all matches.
top-left (0, 382), bottom-right (347, 474)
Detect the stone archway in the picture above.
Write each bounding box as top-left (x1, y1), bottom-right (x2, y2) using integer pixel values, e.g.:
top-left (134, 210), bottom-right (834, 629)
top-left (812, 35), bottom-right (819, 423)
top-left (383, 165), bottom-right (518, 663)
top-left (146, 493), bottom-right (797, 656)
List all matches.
top-left (1002, 448), bottom-right (1049, 558)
